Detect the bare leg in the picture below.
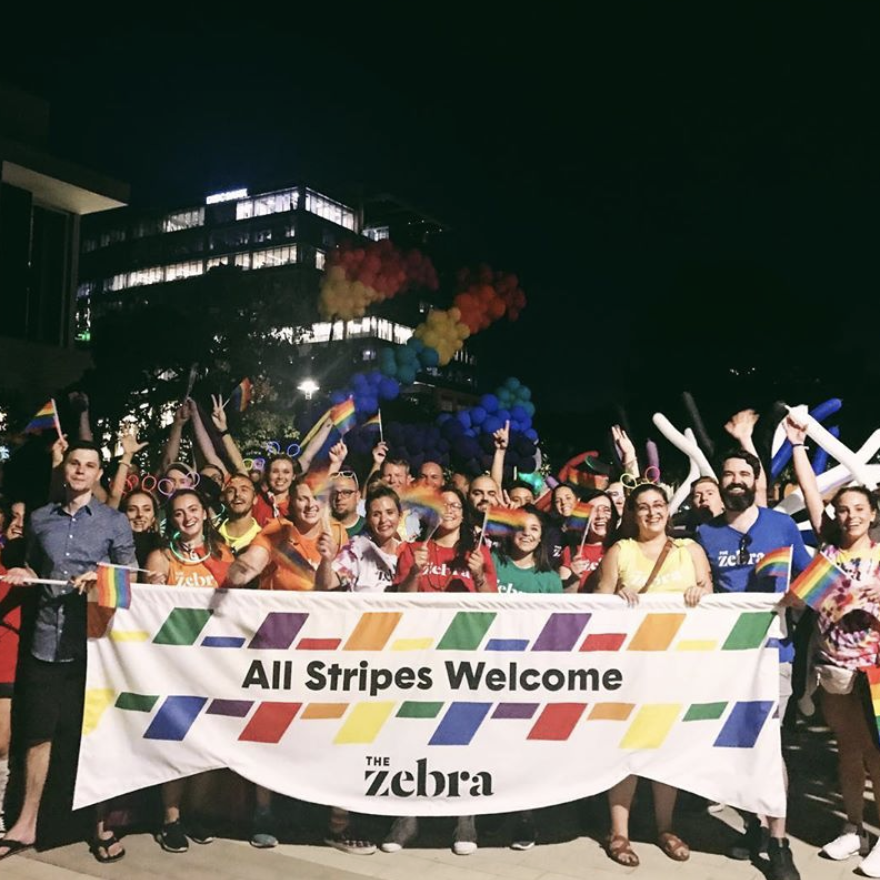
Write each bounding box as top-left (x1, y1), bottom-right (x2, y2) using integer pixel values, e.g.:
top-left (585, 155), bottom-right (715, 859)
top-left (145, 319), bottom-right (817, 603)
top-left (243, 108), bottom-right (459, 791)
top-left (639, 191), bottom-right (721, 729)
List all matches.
top-left (608, 775), bottom-right (637, 838)
top-left (0, 741), bottom-right (51, 854)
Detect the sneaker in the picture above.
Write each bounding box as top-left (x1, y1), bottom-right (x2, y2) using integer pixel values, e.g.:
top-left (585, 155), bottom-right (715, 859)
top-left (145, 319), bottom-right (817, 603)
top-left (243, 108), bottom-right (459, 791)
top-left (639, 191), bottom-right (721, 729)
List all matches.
top-left (768, 837), bottom-right (800, 880)
top-left (187, 822), bottom-right (215, 845)
top-left (250, 809), bottom-right (278, 849)
top-left (821, 823), bottom-right (869, 860)
top-left (325, 829), bottom-right (377, 855)
top-left (728, 816), bottom-right (769, 860)
top-left (453, 815), bottom-right (478, 856)
top-left (157, 820), bottom-right (189, 854)
top-left (510, 814), bottom-right (536, 851)
top-left (861, 838), bottom-right (880, 878)
top-left (381, 817), bottom-right (418, 853)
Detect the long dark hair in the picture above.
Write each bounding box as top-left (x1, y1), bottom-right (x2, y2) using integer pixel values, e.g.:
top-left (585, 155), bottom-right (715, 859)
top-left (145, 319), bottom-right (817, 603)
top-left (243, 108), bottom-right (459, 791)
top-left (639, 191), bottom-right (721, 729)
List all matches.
top-left (436, 484), bottom-right (478, 564)
top-left (822, 485), bottom-right (879, 547)
top-left (495, 505), bottom-right (554, 573)
top-left (163, 489), bottom-right (227, 558)
top-left (121, 490), bottom-right (159, 533)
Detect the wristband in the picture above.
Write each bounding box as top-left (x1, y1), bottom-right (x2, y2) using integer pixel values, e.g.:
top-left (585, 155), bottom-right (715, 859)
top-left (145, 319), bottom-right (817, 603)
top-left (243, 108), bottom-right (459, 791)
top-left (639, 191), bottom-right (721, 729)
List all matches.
top-left (791, 443), bottom-right (806, 449)
top-left (219, 429), bottom-right (230, 437)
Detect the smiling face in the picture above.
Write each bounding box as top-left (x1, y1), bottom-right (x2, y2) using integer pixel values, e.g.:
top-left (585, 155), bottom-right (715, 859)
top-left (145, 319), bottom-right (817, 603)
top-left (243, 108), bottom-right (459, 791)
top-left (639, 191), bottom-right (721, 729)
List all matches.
top-left (632, 488), bottom-right (669, 540)
top-left (124, 492), bottom-right (156, 533)
top-left (553, 486), bottom-right (577, 518)
top-left (291, 482), bottom-right (320, 530)
top-left (64, 449), bottom-right (103, 495)
top-left (508, 486), bottom-right (535, 508)
top-left (381, 462), bottom-right (409, 491)
top-left (692, 479), bottom-right (723, 517)
top-left (438, 490), bottom-right (464, 533)
top-left (606, 482), bottom-right (625, 516)
top-left (268, 459), bottom-right (295, 496)
top-left (588, 497), bottom-right (613, 538)
top-left (222, 476), bottom-right (256, 518)
top-left (367, 495), bottom-right (401, 543)
top-left (835, 490), bottom-right (876, 544)
top-left (171, 493), bottom-right (207, 542)
top-left (468, 476), bottom-right (500, 514)
top-left (418, 462), bottom-right (444, 490)
top-left (330, 476), bottom-right (359, 518)
top-left (512, 513), bottom-right (543, 556)
top-left (719, 457), bottom-right (757, 512)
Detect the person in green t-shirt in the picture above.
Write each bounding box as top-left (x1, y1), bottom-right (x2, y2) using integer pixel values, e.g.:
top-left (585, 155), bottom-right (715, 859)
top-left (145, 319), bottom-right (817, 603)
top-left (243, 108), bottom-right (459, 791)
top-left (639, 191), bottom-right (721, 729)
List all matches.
top-left (491, 507), bottom-right (563, 595)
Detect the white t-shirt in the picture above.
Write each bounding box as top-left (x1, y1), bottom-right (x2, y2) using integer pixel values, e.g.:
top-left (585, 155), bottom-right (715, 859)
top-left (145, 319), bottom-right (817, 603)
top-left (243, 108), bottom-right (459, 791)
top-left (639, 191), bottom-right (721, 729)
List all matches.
top-left (332, 534), bottom-right (399, 592)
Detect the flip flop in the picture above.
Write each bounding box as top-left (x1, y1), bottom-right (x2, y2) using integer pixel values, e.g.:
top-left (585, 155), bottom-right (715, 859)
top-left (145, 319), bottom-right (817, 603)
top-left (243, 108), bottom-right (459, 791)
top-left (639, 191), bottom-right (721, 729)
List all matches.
top-left (0, 839), bottom-right (34, 860)
top-left (89, 831), bottom-right (126, 863)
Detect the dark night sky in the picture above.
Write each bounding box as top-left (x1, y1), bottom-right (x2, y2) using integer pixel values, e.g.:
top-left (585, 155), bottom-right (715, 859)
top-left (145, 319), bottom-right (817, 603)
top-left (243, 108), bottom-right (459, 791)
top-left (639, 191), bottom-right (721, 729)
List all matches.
top-left (3, 11), bottom-right (879, 458)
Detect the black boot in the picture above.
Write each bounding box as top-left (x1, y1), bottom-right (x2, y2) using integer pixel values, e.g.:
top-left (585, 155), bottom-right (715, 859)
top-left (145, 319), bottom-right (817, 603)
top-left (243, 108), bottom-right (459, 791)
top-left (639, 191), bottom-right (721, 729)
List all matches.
top-left (728, 816), bottom-right (769, 860)
top-left (767, 837), bottom-right (800, 880)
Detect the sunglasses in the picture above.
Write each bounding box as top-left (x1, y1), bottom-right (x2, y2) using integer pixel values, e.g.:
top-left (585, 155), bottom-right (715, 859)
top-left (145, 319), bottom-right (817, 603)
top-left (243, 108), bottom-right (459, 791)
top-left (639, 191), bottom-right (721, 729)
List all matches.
top-left (737, 533), bottom-right (753, 565)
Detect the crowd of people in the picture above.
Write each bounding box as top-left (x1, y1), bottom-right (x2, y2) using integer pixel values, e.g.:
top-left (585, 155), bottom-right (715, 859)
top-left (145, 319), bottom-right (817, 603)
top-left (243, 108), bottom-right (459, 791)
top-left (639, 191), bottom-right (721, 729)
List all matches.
top-left (1, 394), bottom-right (879, 880)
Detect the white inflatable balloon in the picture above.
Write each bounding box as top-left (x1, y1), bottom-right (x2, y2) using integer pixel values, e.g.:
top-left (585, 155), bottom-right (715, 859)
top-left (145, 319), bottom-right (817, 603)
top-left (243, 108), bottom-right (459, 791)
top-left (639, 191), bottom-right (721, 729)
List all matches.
top-left (788, 405), bottom-right (875, 487)
top-left (777, 461), bottom-right (880, 516)
top-left (669, 428), bottom-right (701, 514)
top-left (652, 413), bottom-right (716, 479)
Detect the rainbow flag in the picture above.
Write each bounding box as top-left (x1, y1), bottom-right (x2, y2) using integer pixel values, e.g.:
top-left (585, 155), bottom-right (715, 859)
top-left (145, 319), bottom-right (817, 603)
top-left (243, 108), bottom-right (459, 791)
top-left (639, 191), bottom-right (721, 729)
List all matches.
top-left (229, 378), bottom-right (253, 413)
top-left (566, 501), bottom-right (594, 531)
top-left (484, 505), bottom-right (529, 538)
top-left (274, 541), bottom-right (317, 589)
top-left (754, 546), bottom-right (792, 580)
top-left (330, 398), bottom-right (356, 435)
top-left (863, 666), bottom-right (880, 739)
top-left (363, 412), bottom-right (381, 429)
top-left (400, 485), bottom-right (446, 521)
top-left (788, 551), bottom-right (848, 610)
top-left (25, 399), bottom-right (59, 434)
top-left (95, 563), bottom-right (132, 610)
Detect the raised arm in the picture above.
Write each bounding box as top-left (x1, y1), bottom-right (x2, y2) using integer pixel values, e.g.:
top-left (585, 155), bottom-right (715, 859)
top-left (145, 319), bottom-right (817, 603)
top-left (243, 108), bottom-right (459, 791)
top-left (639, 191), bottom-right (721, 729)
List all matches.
top-left (188, 398), bottom-right (226, 474)
top-left (211, 394), bottom-right (247, 475)
top-left (490, 420), bottom-right (509, 488)
top-left (224, 543), bottom-right (271, 587)
top-left (782, 414), bottom-right (824, 535)
top-left (69, 392), bottom-right (94, 442)
top-left (299, 418), bottom-right (333, 475)
top-left (158, 402), bottom-right (190, 476)
top-left (108, 428), bottom-right (149, 509)
top-left (724, 409), bottom-right (767, 507)
top-left (612, 425), bottom-right (639, 476)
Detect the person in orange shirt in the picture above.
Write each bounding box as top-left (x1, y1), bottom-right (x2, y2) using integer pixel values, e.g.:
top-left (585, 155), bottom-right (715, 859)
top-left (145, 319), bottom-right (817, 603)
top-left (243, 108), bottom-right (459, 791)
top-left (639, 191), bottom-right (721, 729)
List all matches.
top-left (225, 477), bottom-right (347, 590)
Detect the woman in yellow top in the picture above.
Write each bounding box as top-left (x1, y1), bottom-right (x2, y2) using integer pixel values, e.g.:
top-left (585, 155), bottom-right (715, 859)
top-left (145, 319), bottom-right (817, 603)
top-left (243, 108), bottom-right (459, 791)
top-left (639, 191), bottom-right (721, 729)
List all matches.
top-left (594, 484), bottom-right (712, 867)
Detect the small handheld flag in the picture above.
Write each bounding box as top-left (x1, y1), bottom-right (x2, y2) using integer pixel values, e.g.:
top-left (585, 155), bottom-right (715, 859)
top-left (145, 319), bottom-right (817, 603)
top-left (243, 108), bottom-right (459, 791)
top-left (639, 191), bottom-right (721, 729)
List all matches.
top-left (400, 485), bottom-right (446, 521)
top-left (330, 398), bottom-right (357, 436)
top-left (229, 378), bottom-right (253, 413)
top-left (755, 546), bottom-right (793, 581)
top-left (566, 501), bottom-right (594, 532)
top-left (862, 666), bottom-right (880, 740)
top-left (95, 563), bottom-right (132, 610)
top-left (484, 505), bottom-right (529, 538)
top-left (25, 399), bottom-right (61, 437)
top-left (788, 551), bottom-right (848, 611)
top-left (363, 409), bottom-right (384, 442)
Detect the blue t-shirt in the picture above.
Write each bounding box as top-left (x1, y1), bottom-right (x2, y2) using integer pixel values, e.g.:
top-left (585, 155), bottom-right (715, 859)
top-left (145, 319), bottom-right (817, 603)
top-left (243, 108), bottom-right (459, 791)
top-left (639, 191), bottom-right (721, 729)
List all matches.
top-left (696, 507), bottom-right (811, 662)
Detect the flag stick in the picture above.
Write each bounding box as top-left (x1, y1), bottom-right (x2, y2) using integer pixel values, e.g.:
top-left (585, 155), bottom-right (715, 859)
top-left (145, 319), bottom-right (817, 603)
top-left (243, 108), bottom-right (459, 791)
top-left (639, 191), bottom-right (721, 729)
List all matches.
top-left (50, 398), bottom-right (63, 442)
top-left (378, 407), bottom-right (384, 444)
top-left (478, 507), bottom-right (490, 548)
top-left (578, 510), bottom-right (594, 553)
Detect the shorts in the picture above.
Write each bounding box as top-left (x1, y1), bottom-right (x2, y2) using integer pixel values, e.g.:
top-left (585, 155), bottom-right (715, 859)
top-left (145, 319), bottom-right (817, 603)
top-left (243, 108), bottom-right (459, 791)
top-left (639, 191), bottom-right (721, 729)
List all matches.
top-left (18, 656), bottom-right (86, 746)
top-left (777, 662), bottom-right (793, 720)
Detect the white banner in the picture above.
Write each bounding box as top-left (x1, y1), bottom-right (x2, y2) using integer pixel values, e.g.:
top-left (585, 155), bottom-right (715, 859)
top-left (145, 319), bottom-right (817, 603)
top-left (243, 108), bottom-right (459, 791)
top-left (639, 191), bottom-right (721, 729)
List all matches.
top-left (75, 589), bottom-right (787, 817)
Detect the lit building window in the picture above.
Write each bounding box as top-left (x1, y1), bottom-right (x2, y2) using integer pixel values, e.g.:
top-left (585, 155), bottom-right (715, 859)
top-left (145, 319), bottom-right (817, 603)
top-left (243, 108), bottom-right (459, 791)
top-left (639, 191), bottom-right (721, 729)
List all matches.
top-left (99, 229), bottom-right (126, 247)
top-left (315, 249), bottom-right (326, 270)
top-left (252, 245), bottom-right (297, 269)
top-left (132, 219), bottom-right (160, 239)
top-left (165, 260), bottom-right (203, 281)
top-left (163, 208), bottom-right (205, 233)
top-left (209, 228), bottom-right (249, 252)
top-left (304, 318), bottom-right (413, 345)
top-left (305, 189), bottom-right (356, 230)
top-left (76, 282), bottom-right (95, 299)
top-left (364, 225), bottom-right (390, 241)
top-left (234, 252), bottom-right (251, 269)
top-left (82, 237), bottom-right (97, 253)
top-left (236, 188), bottom-right (297, 221)
top-left (253, 228), bottom-right (273, 244)
top-left (363, 348), bottom-right (376, 361)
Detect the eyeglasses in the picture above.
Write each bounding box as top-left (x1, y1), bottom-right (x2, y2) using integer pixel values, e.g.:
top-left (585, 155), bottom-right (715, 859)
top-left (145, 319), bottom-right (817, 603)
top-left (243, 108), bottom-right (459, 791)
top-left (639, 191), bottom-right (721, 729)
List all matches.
top-left (332, 489), bottom-right (358, 498)
top-left (737, 533), bottom-right (753, 565)
top-left (444, 502), bottom-right (463, 511)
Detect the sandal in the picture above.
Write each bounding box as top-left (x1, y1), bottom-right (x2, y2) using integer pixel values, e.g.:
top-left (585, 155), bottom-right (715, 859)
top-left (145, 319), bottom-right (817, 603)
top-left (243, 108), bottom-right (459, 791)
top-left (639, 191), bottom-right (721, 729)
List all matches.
top-left (658, 831), bottom-right (690, 862)
top-left (606, 833), bottom-right (639, 867)
top-left (89, 831), bottom-right (126, 863)
top-left (0, 839), bottom-right (34, 861)
top-left (324, 829), bottom-right (376, 855)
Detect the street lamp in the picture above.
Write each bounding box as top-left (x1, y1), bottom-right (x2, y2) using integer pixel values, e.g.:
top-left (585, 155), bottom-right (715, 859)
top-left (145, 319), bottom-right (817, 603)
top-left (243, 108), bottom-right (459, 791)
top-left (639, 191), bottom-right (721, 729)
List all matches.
top-left (298, 379), bottom-right (319, 400)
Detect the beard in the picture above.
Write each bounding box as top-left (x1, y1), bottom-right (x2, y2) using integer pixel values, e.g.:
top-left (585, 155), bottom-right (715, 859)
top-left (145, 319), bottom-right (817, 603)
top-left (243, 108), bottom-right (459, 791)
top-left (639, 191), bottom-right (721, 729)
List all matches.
top-left (721, 483), bottom-right (756, 512)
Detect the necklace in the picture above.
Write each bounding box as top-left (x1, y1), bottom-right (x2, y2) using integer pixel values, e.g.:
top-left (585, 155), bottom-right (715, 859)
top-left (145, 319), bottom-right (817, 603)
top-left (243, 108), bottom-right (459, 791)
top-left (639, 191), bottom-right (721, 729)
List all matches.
top-left (169, 538), bottom-right (211, 564)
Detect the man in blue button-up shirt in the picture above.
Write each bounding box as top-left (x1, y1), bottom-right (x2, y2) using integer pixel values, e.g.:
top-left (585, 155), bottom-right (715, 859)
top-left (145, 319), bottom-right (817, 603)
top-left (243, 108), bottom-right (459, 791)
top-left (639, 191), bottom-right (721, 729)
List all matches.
top-left (1, 441), bottom-right (134, 862)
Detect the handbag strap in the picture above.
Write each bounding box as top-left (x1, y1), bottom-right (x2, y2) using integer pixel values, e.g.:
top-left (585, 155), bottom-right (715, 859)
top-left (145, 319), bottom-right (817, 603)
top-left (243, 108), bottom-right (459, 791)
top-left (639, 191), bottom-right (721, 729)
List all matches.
top-left (639, 539), bottom-right (675, 594)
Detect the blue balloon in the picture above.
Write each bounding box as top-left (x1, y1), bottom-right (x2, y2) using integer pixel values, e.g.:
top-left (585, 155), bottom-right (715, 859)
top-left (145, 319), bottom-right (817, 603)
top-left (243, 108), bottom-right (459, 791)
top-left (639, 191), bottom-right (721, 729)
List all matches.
top-left (420, 347), bottom-right (440, 368)
top-left (329, 390), bottom-right (347, 405)
top-left (525, 428), bottom-right (539, 442)
top-left (437, 413), bottom-right (452, 425)
top-left (509, 420), bottom-right (521, 434)
top-left (522, 401), bottom-right (536, 418)
top-left (378, 377), bottom-right (400, 400)
top-left (510, 405), bottom-right (529, 424)
top-left (496, 409), bottom-right (511, 425)
top-left (366, 370), bottom-right (383, 386)
top-left (470, 406), bottom-right (487, 426)
top-left (480, 394), bottom-right (499, 413)
top-left (456, 411), bottom-right (472, 429)
top-left (483, 416), bottom-right (503, 435)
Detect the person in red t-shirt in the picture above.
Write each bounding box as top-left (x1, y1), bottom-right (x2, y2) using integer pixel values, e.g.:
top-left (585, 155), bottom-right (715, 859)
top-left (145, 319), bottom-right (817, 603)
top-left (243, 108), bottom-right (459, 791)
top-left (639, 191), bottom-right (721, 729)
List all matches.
top-left (253, 454), bottom-right (299, 526)
top-left (395, 486), bottom-right (496, 593)
top-left (559, 492), bottom-right (619, 593)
